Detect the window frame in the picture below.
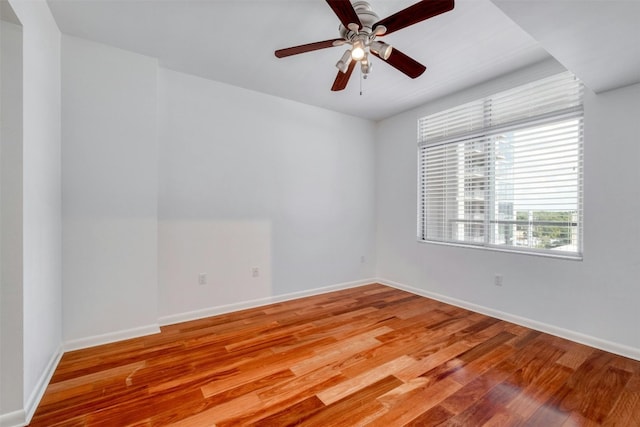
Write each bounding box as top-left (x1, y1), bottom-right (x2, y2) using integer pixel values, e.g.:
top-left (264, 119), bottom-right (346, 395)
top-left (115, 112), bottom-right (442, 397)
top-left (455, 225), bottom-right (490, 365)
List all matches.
top-left (417, 73), bottom-right (584, 260)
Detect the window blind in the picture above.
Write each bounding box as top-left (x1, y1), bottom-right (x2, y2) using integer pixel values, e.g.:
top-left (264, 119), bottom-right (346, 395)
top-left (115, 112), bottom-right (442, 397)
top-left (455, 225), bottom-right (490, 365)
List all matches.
top-left (418, 72), bottom-right (584, 257)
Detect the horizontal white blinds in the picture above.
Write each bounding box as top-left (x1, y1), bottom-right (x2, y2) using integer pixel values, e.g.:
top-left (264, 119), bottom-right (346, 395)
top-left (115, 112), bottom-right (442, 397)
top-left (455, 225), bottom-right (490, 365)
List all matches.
top-left (419, 72), bottom-right (584, 146)
top-left (418, 72), bottom-right (584, 257)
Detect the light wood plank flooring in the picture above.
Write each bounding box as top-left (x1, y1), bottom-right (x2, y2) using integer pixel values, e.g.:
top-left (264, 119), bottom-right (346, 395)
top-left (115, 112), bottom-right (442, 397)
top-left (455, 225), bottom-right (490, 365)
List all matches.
top-left (30, 283), bottom-right (640, 426)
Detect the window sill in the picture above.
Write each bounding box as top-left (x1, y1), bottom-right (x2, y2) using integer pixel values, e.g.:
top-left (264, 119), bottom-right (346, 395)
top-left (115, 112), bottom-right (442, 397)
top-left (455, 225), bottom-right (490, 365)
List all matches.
top-left (417, 239), bottom-right (583, 261)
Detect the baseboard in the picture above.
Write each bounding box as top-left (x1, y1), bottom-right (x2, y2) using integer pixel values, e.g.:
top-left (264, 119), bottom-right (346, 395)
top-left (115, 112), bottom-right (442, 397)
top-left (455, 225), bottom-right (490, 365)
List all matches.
top-left (378, 278), bottom-right (640, 362)
top-left (158, 278), bottom-right (376, 326)
top-left (0, 344), bottom-right (64, 427)
top-left (0, 410), bottom-right (26, 427)
top-left (64, 324), bottom-right (161, 352)
top-left (23, 344), bottom-right (64, 425)
top-left (65, 279), bottom-right (376, 348)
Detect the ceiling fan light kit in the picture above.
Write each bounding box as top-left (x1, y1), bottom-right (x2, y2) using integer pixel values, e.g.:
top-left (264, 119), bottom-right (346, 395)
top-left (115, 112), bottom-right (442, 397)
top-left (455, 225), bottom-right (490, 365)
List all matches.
top-left (370, 40), bottom-right (392, 60)
top-left (336, 49), bottom-right (353, 73)
top-left (275, 0), bottom-right (455, 91)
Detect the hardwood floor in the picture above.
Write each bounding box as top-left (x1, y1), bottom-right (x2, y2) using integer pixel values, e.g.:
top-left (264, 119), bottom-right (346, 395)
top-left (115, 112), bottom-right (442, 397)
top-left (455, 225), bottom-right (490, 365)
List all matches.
top-left (30, 284), bottom-right (640, 426)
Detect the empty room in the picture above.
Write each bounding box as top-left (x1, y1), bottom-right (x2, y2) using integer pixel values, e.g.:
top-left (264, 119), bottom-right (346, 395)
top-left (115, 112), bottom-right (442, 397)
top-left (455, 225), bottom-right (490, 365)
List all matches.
top-left (1, 0), bottom-right (639, 425)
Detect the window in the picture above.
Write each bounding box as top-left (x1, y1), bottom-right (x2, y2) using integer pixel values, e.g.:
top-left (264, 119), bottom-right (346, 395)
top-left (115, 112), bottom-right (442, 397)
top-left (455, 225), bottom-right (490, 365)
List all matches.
top-left (418, 72), bottom-right (584, 258)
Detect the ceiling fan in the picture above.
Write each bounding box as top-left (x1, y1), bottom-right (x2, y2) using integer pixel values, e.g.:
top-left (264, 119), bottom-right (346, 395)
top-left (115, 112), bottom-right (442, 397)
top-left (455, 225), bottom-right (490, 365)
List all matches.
top-left (274, 0), bottom-right (455, 91)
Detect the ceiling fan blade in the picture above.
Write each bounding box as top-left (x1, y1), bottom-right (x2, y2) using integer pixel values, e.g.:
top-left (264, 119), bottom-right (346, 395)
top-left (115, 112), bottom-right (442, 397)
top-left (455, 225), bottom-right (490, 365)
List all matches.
top-left (373, 0), bottom-right (454, 36)
top-left (331, 60), bottom-right (356, 91)
top-left (326, 0), bottom-right (362, 30)
top-left (275, 39), bottom-right (343, 58)
top-left (372, 48), bottom-right (426, 79)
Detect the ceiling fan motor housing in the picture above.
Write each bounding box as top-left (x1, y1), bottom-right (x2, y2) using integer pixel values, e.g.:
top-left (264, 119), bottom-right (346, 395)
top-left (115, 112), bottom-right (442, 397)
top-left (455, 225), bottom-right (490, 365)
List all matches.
top-left (338, 1), bottom-right (381, 41)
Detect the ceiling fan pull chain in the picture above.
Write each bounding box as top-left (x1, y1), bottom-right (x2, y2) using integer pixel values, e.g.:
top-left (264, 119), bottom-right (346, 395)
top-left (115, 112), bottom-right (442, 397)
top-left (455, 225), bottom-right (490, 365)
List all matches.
top-left (359, 66), bottom-right (363, 96)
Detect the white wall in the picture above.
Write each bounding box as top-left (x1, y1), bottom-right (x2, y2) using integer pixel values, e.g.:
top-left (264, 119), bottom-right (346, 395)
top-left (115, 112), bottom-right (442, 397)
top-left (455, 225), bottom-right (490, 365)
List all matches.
top-left (62, 35), bottom-right (159, 347)
top-left (158, 68), bottom-right (376, 320)
top-left (60, 37), bottom-right (376, 343)
top-left (0, 12), bottom-right (24, 420)
top-left (16, 0), bottom-right (61, 413)
top-left (375, 58), bottom-right (640, 356)
top-left (1, 0), bottom-right (62, 424)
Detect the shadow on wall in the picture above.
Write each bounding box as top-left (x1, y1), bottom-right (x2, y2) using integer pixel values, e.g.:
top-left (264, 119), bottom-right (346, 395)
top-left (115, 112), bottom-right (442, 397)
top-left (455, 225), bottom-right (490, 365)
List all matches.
top-left (158, 219), bottom-right (272, 317)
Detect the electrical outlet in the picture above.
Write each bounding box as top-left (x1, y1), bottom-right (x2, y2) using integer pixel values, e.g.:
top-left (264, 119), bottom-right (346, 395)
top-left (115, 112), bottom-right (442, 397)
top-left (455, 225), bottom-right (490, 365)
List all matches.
top-left (251, 267), bottom-right (259, 278)
top-left (198, 273), bottom-right (207, 285)
top-left (494, 274), bottom-right (503, 287)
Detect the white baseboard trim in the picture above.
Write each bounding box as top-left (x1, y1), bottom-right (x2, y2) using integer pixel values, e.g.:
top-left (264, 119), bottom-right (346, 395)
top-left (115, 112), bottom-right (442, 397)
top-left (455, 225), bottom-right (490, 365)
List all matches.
top-left (0, 410), bottom-right (26, 427)
top-left (158, 278), bottom-right (376, 326)
top-left (64, 324), bottom-right (161, 352)
top-left (378, 278), bottom-right (640, 362)
top-left (23, 344), bottom-right (64, 425)
top-left (64, 279), bottom-right (376, 349)
top-left (0, 344), bottom-right (64, 427)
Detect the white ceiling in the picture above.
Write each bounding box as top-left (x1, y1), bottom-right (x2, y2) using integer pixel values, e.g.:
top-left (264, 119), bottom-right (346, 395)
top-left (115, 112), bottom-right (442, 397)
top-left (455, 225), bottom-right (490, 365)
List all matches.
top-left (492, 0), bottom-right (640, 95)
top-left (46, 0), bottom-right (640, 121)
top-left (1, 0), bottom-right (20, 25)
